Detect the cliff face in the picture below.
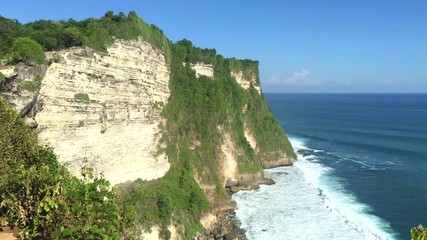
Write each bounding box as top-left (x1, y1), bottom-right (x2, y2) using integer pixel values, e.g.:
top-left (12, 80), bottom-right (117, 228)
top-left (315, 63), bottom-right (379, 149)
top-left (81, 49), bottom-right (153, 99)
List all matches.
top-left (0, 38), bottom-right (296, 187)
top-left (232, 70), bottom-right (261, 94)
top-left (1, 39), bottom-right (171, 185)
top-left (1, 37), bottom-right (295, 239)
top-left (0, 12), bottom-right (299, 240)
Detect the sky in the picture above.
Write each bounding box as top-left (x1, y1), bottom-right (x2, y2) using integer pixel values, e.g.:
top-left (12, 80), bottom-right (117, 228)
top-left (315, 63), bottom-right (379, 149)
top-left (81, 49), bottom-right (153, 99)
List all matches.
top-left (1, 0), bottom-right (426, 93)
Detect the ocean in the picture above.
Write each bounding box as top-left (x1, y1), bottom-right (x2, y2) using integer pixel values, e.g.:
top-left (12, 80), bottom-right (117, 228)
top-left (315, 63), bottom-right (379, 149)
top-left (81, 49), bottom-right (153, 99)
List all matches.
top-left (232, 93), bottom-right (427, 240)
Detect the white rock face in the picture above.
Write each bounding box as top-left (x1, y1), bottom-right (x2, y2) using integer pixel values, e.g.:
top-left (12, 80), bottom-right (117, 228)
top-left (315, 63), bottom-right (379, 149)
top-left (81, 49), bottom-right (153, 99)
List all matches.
top-left (0, 66), bottom-right (16, 78)
top-left (220, 132), bottom-right (238, 183)
top-left (217, 126), bottom-right (238, 184)
top-left (231, 70), bottom-right (261, 94)
top-left (0, 65), bottom-right (47, 115)
top-left (35, 39), bottom-right (170, 185)
top-left (244, 123), bottom-right (258, 153)
top-left (190, 62), bottom-right (214, 78)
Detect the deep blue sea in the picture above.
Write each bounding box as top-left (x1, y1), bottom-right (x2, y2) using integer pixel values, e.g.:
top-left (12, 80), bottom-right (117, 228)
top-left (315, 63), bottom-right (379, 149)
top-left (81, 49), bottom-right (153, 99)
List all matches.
top-left (233, 93), bottom-right (427, 240)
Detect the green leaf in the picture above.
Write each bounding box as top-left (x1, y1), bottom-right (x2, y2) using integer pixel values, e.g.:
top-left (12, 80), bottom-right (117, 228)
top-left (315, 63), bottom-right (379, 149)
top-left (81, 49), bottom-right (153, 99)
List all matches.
top-left (61, 228), bottom-right (74, 237)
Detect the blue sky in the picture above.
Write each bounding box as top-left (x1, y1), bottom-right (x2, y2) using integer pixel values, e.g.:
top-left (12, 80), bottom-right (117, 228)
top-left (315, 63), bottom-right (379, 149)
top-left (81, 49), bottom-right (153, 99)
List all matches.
top-left (1, 0), bottom-right (426, 93)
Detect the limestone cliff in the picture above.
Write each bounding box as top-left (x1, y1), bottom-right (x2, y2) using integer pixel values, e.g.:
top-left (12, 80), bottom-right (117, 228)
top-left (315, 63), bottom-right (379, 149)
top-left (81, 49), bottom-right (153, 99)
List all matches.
top-left (0, 34), bottom-right (295, 240)
top-left (190, 62), bottom-right (214, 78)
top-left (0, 37), bottom-right (295, 195)
top-left (232, 70), bottom-right (261, 94)
top-left (0, 11), bottom-right (299, 240)
top-left (1, 39), bottom-right (171, 185)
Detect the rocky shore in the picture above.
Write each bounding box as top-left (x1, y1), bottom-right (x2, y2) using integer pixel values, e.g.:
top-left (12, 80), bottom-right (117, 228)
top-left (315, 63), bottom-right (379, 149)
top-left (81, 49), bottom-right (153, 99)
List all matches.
top-left (195, 173), bottom-right (276, 240)
top-left (194, 211), bottom-right (246, 240)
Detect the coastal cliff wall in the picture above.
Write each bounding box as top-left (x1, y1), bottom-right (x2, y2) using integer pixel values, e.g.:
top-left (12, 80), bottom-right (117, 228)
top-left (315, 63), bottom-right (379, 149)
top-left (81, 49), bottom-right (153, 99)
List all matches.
top-left (1, 40), bottom-right (171, 185)
top-left (0, 24), bottom-right (295, 239)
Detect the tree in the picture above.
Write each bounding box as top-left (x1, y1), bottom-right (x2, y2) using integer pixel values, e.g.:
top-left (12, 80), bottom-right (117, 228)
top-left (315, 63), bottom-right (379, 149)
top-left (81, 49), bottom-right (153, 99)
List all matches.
top-left (104, 10), bottom-right (114, 19)
top-left (9, 37), bottom-right (45, 65)
top-left (0, 16), bottom-right (21, 58)
top-left (24, 20), bottom-right (66, 51)
top-left (63, 26), bottom-right (83, 47)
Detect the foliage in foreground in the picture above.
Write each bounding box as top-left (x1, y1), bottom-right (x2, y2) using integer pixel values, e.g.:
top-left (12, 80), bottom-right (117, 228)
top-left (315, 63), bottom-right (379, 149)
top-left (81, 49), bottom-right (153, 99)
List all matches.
top-left (0, 99), bottom-right (134, 239)
top-left (412, 225), bottom-right (427, 240)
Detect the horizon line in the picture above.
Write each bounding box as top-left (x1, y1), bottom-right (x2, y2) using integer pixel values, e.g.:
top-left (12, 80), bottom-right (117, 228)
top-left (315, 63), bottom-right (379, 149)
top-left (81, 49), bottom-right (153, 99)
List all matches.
top-left (263, 92), bottom-right (427, 94)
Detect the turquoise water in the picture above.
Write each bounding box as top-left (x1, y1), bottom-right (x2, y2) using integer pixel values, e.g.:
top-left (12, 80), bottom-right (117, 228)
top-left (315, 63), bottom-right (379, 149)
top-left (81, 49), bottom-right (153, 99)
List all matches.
top-left (233, 94), bottom-right (427, 240)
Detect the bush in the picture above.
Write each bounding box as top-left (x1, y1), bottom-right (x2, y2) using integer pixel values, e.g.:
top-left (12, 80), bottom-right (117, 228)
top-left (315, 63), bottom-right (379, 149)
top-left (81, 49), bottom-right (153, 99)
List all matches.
top-left (412, 225), bottom-right (427, 240)
top-left (63, 26), bottom-right (83, 47)
top-left (22, 75), bottom-right (42, 92)
top-left (118, 168), bottom-right (210, 239)
top-left (0, 99), bottom-right (37, 182)
top-left (74, 93), bottom-right (90, 102)
top-left (8, 37), bottom-right (45, 65)
top-left (0, 100), bottom-right (133, 239)
top-left (1, 158), bottom-right (126, 239)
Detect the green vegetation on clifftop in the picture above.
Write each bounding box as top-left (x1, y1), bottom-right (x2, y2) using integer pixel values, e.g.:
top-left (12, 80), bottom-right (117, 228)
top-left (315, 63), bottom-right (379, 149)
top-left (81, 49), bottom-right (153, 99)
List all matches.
top-left (0, 12), bottom-right (171, 62)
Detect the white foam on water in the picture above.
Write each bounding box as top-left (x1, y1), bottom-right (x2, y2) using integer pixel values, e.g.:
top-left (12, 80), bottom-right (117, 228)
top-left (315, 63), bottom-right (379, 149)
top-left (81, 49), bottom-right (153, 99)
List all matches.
top-left (232, 137), bottom-right (398, 240)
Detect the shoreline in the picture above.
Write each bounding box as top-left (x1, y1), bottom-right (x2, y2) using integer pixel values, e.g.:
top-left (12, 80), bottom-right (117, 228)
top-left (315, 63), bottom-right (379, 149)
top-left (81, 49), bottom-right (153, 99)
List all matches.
top-left (231, 137), bottom-right (401, 240)
top-left (198, 163), bottom-right (292, 240)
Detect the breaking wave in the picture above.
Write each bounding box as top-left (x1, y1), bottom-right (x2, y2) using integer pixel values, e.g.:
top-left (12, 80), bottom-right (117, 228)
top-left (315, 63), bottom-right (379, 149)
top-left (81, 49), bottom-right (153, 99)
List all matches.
top-left (232, 137), bottom-right (397, 240)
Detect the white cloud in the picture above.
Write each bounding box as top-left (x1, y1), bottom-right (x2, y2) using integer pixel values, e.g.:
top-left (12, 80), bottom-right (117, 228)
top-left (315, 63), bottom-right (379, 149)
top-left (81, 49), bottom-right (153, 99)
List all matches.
top-left (268, 69), bottom-right (322, 87)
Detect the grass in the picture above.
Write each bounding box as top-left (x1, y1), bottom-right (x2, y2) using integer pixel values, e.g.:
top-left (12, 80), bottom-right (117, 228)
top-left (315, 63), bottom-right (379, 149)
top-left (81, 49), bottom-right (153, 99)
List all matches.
top-left (22, 75), bottom-right (42, 92)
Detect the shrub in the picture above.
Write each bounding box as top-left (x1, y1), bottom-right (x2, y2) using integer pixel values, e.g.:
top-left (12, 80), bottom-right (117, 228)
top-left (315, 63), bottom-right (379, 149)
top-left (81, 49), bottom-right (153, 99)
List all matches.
top-left (412, 225), bottom-right (427, 240)
top-left (74, 93), bottom-right (90, 102)
top-left (0, 99), bottom-right (133, 239)
top-left (0, 99), bottom-right (37, 181)
top-left (22, 75), bottom-right (42, 92)
top-left (63, 26), bottom-right (83, 47)
top-left (9, 37), bottom-right (45, 65)
top-left (118, 168), bottom-right (210, 239)
top-left (1, 155), bottom-right (126, 239)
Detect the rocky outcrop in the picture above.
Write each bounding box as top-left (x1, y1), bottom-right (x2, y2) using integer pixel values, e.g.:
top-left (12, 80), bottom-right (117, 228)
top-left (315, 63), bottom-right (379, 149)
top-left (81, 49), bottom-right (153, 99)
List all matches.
top-left (231, 71), bottom-right (261, 94)
top-left (258, 152), bottom-right (295, 168)
top-left (243, 123), bottom-right (295, 169)
top-left (0, 64), bottom-right (47, 118)
top-left (217, 126), bottom-right (274, 195)
top-left (190, 62), bottom-right (214, 78)
top-left (195, 211), bottom-right (246, 240)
